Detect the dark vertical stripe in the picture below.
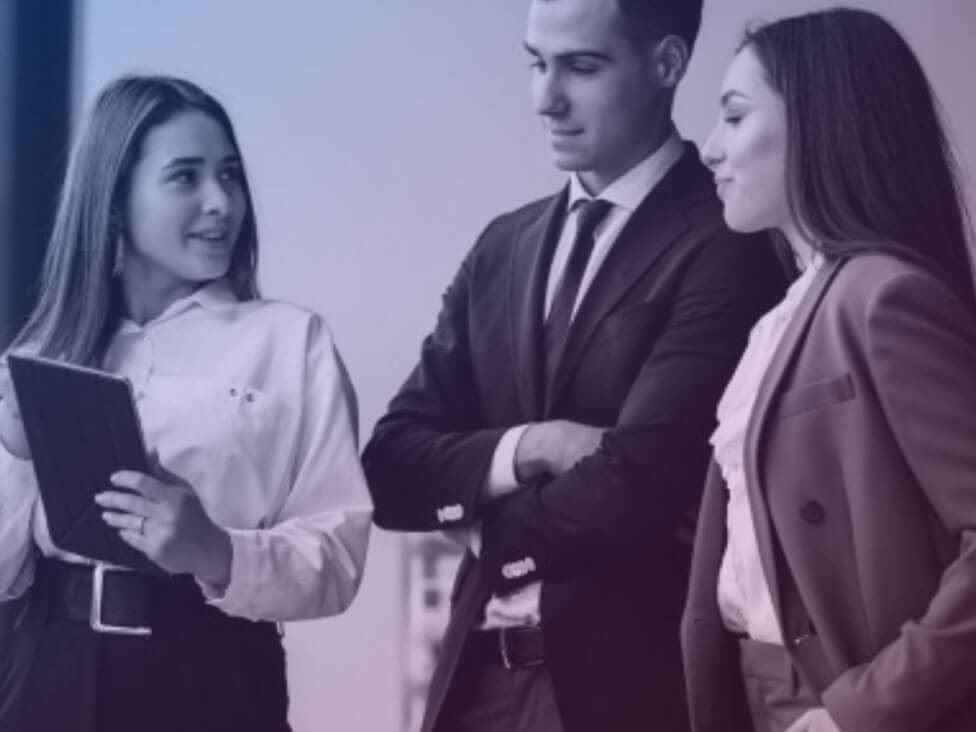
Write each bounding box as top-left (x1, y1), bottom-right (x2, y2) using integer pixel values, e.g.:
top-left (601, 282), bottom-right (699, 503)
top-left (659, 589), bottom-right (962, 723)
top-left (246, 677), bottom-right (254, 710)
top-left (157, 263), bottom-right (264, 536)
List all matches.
top-left (0, 0), bottom-right (74, 349)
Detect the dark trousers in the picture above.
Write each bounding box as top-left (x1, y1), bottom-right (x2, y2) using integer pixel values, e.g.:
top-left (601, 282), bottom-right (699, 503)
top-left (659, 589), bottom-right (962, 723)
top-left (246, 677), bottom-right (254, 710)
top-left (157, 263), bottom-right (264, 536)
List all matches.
top-left (3, 560), bottom-right (290, 732)
top-left (434, 637), bottom-right (566, 732)
top-left (738, 637), bottom-right (819, 732)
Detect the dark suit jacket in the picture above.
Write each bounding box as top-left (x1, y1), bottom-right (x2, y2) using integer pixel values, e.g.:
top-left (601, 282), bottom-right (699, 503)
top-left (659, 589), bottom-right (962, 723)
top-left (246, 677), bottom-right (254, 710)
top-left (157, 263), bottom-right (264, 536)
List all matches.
top-left (682, 254), bottom-right (976, 732)
top-left (363, 144), bottom-right (786, 732)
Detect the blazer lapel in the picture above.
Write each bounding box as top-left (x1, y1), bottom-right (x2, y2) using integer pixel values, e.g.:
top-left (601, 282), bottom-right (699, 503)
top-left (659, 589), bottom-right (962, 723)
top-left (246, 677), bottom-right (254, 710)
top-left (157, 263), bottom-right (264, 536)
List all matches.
top-left (545, 148), bottom-right (706, 411)
top-left (510, 187), bottom-right (569, 419)
top-left (742, 257), bottom-right (846, 623)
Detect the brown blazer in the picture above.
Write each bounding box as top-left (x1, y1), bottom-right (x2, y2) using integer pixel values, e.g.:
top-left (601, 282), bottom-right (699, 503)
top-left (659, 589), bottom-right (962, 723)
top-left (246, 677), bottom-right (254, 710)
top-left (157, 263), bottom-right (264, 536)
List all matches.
top-left (681, 253), bottom-right (976, 732)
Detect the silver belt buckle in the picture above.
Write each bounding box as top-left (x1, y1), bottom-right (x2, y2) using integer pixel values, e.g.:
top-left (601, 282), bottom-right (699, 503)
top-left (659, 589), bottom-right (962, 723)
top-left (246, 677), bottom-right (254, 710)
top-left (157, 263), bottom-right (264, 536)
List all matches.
top-left (90, 563), bottom-right (152, 636)
top-left (499, 626), bottom-right (514, 670)
top-left (498, 627), bottom-right (544, 670)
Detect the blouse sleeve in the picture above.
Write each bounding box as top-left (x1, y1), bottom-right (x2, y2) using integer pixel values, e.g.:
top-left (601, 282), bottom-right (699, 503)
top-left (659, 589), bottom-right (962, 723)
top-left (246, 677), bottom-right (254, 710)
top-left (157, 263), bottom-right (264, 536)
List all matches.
top-left (199, 317), bottom-right (373, 621)
top-left (0, 367), bottom-right (39, 600)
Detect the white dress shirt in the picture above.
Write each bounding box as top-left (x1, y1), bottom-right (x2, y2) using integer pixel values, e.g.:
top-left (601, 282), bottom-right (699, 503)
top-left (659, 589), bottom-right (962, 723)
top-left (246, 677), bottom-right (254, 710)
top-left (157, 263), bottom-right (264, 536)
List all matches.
top-left (0, 280), bottom-right (373, 622)
top-left (711, 255), bottom-right (823, 643)
top-left (476, 132), bottom-right (685, 628)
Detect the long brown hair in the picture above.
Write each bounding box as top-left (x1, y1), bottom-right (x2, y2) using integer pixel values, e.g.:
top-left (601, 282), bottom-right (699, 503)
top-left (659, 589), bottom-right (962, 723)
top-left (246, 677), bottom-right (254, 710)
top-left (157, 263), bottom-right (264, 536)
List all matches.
top-left (743, 8), bottom-right (975, 303)
top-left (10, 75), bottom-right (260, 365)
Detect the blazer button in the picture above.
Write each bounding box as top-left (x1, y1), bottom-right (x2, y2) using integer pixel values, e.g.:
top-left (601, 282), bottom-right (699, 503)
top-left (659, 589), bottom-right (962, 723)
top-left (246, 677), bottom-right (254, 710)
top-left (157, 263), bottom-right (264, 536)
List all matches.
top-left (801, 501), bottom-right (825, 524)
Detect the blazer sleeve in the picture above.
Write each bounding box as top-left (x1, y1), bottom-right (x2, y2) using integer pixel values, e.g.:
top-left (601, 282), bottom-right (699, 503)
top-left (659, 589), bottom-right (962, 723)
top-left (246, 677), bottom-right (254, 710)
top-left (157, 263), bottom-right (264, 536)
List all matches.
top-left (822, 270), bottom-right (976, 731)
top-left (480, 230), bottom-right (786, 594)
top-left (681, 462), bottom-right (755, 732)
top-left (362, 218), bottom-right (510, 531)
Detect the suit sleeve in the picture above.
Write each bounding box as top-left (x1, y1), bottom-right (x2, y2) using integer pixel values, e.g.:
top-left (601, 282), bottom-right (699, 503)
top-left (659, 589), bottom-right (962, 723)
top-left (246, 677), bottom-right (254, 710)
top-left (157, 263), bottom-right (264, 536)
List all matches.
top-left (480, 230), bottom-right (786, 594)
top-left (822, 271), bottom-right (976, 732)
top-left (362, 218), bottom-right (511, 531)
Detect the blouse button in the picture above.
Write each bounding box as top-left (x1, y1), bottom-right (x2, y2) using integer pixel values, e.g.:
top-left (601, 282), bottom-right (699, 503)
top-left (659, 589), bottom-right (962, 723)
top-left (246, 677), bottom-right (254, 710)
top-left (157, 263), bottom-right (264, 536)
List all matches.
top-left (245, 392), bottom-right (254, 403)
top-left (801, 501), bottom-right (826, 525)
top-left (230, 387), bottom-right (238, 397)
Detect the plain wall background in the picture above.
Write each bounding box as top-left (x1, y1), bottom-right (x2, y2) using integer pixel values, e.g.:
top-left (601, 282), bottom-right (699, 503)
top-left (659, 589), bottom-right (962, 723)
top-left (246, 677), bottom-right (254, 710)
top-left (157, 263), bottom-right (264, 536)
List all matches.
top-left (75, 1), bottom-right (976, 730)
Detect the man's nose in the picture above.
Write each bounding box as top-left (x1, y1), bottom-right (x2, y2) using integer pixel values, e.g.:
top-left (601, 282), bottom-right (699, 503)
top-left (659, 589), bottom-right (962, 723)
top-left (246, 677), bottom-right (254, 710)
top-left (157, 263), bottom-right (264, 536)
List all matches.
top-left (532, 69), bottom-right (568, 118)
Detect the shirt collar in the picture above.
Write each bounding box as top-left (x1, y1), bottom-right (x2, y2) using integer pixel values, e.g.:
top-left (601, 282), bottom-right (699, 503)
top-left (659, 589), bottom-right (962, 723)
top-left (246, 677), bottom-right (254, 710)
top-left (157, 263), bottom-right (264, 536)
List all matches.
top-left (117, 278), bottom-right (238, 333)
top-left (567, 130), bottom-right (684, 213)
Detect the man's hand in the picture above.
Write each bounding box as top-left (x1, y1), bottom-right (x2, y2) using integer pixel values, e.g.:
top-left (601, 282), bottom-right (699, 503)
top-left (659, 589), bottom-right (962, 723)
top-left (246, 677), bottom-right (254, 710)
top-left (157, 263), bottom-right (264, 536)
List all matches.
top-left (515, 420), bottom-right (605, 480)
top-left (95, 453), bottom-right (232, 589)
top-left (785, 708), bottom-right (841, 732)
top-left (0, 370), bottom-right (30, 459)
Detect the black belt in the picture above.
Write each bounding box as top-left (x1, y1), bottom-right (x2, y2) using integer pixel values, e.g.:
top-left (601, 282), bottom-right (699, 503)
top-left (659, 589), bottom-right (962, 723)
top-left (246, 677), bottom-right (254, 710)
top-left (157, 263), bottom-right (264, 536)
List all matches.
top-left (465, 626), bottom-right (546, 669)
top-left (35, 558), bottom-right (202, 636)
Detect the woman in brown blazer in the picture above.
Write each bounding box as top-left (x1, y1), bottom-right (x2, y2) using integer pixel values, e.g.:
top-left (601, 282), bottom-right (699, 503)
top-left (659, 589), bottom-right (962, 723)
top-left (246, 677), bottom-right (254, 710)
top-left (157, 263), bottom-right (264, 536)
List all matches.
top-left (682, 8), bottom-right (976, 732)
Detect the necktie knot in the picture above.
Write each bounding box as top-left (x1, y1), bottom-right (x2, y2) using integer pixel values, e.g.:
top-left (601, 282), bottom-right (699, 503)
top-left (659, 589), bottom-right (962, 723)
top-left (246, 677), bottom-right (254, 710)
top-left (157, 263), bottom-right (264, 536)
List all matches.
top-left (573, 198), bottom-right (613, 243)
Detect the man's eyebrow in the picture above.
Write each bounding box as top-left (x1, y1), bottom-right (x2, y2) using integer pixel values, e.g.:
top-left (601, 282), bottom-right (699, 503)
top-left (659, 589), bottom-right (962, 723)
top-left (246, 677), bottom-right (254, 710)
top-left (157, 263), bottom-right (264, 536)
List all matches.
top-left (522, 42), bottom-right (611, 63)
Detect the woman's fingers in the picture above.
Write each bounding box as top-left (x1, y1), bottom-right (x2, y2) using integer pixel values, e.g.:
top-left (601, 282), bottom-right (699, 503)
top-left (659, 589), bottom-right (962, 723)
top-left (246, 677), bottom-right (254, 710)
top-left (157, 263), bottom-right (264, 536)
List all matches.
top-left (94, 487), bottom-right (158, 517)
top-left (101, 510), bottom-right (145, 532)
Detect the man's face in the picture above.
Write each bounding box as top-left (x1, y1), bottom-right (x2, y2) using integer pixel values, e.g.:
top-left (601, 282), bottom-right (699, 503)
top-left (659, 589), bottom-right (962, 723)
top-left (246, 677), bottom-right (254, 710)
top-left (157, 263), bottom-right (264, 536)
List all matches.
top-left (525, 0), bottom-right (669, 193)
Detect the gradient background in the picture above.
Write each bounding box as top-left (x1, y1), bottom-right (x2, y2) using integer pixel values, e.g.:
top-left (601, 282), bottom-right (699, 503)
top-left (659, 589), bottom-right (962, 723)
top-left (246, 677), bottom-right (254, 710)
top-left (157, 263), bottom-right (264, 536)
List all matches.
top-left (70, 1), bottom-right (976, 730)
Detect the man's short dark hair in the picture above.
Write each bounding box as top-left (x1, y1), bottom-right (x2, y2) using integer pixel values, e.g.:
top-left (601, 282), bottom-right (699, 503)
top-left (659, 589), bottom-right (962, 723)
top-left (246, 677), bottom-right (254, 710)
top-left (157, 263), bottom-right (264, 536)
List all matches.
top-left (616, 0), bottom-right (703, 53)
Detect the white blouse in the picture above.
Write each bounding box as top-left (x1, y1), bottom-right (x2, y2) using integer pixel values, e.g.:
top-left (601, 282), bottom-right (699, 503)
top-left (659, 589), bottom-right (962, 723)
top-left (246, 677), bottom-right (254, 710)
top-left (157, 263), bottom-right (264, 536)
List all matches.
top-left (711, 255), bottom-right (822, 644)
top-left (0, 280), bottom-right (372, 622)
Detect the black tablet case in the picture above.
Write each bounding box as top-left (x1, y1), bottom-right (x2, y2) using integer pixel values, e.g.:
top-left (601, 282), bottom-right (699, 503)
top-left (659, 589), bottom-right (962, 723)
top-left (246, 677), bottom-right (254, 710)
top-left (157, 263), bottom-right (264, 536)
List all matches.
top-left (8, 354), bottom-right (161, 573)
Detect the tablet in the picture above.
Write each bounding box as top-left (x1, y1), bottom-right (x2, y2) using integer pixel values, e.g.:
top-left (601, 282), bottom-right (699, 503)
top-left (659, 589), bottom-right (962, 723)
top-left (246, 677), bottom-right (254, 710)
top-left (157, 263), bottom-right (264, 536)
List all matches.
top-left (7, 354), bottom-right (160, 573)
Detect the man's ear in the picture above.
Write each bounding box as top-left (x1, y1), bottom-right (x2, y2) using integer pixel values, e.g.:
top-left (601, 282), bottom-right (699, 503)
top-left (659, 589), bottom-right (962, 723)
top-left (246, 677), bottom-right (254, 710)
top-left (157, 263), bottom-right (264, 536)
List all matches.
top-left (651, 34), bottom-right (690, 88)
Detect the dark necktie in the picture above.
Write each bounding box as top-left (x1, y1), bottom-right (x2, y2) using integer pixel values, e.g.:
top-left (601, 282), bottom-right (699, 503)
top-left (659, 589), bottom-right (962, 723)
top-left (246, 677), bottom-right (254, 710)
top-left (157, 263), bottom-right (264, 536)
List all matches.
top-left (544, 198), bottom-right (613, 388)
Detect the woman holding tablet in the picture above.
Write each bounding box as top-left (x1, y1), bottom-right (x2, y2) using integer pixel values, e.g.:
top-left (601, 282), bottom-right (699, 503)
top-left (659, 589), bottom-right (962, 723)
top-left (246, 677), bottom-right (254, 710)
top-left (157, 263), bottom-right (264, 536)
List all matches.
top-left (0, 75), bottom-right (372, 731)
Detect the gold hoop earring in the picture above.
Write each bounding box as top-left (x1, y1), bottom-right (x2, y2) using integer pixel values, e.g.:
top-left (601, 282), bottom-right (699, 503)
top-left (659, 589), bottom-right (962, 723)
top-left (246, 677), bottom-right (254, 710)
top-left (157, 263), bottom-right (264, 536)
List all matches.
top-left (109, 209), bottom-right (125, 277)
top-left (113, 236), bottom-right (125, 277)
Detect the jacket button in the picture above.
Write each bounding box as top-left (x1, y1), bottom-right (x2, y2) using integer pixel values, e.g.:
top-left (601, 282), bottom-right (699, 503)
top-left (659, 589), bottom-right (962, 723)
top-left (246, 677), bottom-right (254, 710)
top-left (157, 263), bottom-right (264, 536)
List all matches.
top-left (801, 501), bottom-right (825, 524)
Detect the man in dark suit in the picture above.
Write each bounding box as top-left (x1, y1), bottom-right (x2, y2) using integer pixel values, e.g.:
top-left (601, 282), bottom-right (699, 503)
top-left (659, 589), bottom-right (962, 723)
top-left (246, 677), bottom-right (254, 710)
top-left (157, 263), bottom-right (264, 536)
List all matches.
top-left (363, 1), bottom-right (786, 730)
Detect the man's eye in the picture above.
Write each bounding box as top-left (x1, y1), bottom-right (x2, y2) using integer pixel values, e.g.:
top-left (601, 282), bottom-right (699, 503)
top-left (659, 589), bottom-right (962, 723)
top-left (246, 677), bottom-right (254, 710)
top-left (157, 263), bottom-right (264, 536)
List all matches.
top-left (570, 64), bottom-right (599, 75)
top-left (528, 59), bottom-right (546, 72)
top-left (723, 115), bottom-right (743, 126)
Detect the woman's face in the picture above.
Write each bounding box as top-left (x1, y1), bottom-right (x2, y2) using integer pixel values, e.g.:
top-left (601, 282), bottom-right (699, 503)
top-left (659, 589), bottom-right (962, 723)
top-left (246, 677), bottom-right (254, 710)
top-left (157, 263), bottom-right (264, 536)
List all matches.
top-left (121, 109), bottom-right (246, 307)
top-left (701, 46), bottom-right (791, 234)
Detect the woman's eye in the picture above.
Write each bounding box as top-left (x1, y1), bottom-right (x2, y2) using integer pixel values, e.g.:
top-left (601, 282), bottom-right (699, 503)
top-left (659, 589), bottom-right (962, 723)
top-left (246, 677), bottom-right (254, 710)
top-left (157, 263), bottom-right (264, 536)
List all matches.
top-left (219, 166), bottom-right (243, 183)
top-left (169, 169), bottom-right (197, 185)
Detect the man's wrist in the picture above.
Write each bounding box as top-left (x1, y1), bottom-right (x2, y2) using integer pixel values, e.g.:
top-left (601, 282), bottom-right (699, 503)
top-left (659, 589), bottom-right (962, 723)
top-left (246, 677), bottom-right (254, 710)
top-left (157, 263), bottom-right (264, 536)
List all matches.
top-left (514, 422), bottom-right (550, 482)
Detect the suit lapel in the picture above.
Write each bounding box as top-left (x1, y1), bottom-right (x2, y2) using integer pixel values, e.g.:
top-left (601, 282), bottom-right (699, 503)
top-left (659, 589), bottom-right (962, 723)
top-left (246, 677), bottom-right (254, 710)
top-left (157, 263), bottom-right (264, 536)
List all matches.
top-left (510, 187), bottom-right (569, 420)
top-left (420, 555), bottom-right (491, 732)
top-left (742, 257), bottom-right (846, 622)
top-left (545, 148), bottom-right (706, 411)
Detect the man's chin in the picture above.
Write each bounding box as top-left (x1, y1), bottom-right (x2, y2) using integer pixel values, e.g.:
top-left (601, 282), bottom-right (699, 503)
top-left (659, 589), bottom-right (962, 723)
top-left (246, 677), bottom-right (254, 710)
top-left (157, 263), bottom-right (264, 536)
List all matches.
top-left (548, 151), bottom-right (590, 173)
